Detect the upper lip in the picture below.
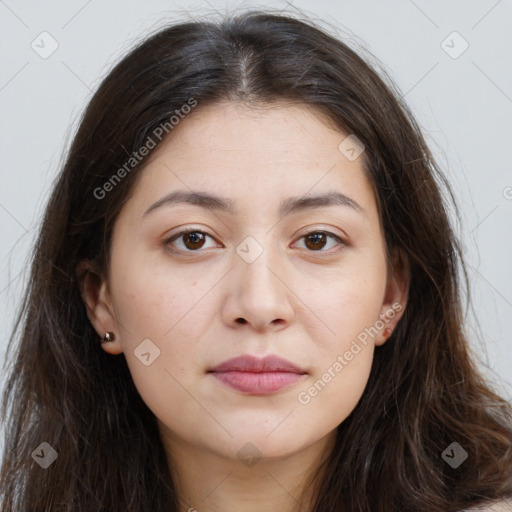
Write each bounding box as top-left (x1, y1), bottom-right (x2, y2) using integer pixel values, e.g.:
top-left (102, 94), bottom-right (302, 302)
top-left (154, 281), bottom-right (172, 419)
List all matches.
top-left (208, 355), bottom-right (307, 374)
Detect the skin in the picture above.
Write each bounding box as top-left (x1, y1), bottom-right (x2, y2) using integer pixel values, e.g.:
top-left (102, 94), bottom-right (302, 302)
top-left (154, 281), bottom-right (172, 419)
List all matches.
top-left (80, 101), bottom-right (411, 512)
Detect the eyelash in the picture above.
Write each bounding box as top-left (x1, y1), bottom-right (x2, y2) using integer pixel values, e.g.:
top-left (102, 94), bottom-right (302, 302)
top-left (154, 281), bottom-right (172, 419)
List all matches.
top-left (164, 228), bottom-right (347, 254)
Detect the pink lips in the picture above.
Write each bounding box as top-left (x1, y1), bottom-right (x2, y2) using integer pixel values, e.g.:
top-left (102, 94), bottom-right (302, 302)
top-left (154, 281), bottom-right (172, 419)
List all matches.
top-left (208, 355), bottom-right (307, 395)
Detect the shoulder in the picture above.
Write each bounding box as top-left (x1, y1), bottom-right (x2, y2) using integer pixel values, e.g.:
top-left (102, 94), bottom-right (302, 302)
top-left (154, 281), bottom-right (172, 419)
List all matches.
top-left (463, 500), bottom-right (512, 512)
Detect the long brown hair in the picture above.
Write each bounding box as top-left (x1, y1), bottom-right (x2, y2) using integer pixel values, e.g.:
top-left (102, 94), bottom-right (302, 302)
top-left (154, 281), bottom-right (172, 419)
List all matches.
top-left (1, 9), bottom-right (511, 512)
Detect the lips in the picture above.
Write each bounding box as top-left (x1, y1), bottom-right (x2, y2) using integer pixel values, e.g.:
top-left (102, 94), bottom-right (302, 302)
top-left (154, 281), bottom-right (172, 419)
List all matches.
top-left (209, 354), bottom-right (306, 373)
top-left (208, 355), bottom-right (307, 394)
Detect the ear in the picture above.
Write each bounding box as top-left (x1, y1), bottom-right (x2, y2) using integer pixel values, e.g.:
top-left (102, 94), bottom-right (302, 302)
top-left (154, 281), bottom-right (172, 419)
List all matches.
top-left (76, 260), bottom-right (123, 355)
top-left (375, 247), bottom-right (410, 346)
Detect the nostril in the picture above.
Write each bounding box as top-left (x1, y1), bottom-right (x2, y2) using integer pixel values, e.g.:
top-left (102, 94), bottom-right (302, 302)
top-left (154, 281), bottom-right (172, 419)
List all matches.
top-left (236, 318), bottom-right (246, 324)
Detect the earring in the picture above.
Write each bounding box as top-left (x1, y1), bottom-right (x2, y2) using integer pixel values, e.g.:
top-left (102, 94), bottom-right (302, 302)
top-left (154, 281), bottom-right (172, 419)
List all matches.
top-left (102, 332), bottom-right (116, 343)
top-left (382, 328), bottom-right (392, 338)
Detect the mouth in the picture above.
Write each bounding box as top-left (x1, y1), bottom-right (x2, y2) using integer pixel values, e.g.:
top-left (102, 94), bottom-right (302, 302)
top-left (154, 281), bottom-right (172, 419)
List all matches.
top-left (207, 354), bottom-right (307, 395)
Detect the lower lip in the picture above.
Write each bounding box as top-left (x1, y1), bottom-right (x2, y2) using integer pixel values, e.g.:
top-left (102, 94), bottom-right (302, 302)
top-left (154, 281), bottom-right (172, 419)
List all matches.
top-left (211, 371), bottom-right (304, 394)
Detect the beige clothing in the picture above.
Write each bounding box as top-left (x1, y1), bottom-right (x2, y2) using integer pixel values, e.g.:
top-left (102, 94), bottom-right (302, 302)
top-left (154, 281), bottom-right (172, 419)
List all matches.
top-left (464, 500), bottom-right (512, 511)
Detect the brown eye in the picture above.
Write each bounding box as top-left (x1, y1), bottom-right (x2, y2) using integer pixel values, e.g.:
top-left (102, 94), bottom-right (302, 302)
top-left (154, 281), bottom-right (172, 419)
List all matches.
top-left (166, 230), bottom-right (217, 252)
top-left (305, 232), bottom-right (327, 250)
top-left (182, 232), bottom-right (206, 250)
top-left (296, 231), bottom-right (345, 252)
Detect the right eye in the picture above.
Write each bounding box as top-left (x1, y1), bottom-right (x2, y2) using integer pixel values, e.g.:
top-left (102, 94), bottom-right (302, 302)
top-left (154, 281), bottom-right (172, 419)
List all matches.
top-left (164, 229), bottom-right (220, 252)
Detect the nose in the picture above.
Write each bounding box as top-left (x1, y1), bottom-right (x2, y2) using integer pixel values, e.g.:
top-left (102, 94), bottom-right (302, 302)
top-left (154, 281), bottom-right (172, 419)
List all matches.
top-left (220, 244), bottom-right (295, 333)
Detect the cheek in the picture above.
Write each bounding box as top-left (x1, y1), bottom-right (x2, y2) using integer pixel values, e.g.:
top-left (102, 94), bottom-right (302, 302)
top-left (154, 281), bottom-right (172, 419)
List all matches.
top-left (304, 263), bottom-right (386, 352)
top-left (295, 258), bottom-right (385, 424)
top-left (295, 302), bottom-right (377, 437)
top-left (108, 252), bottom-right (214, 420)
top-left (109, 247), bottom-right (207, 341)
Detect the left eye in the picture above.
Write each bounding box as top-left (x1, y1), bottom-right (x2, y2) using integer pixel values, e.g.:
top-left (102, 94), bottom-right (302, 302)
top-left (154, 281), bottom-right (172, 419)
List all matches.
top-left (294, 231), bottom-right (344, 252)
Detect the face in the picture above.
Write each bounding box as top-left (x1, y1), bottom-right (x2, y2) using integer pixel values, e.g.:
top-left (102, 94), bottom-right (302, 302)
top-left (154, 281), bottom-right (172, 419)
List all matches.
top-left (81, 101), bottom-right (408, 464)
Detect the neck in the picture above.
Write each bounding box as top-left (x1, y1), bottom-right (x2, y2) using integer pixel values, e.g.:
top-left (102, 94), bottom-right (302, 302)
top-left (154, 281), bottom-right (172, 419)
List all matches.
top-left (159, 424), bottom-right (336, 512)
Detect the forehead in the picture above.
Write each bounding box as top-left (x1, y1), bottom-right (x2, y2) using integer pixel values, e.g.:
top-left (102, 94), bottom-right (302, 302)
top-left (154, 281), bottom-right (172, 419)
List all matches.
top-left (155, 100), bottom-right (356, 163)
top-left (122, 100), bottom-right (379, 226)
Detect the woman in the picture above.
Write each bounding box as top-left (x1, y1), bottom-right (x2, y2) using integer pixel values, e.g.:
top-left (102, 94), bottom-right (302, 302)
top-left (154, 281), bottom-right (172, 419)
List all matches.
top-left (1, 9), bottom-right (511, 512)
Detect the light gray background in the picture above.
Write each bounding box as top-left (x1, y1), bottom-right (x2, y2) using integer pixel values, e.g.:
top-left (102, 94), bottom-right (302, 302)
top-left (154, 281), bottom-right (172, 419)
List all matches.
top-left (1, 0), bottom-right (511, 419)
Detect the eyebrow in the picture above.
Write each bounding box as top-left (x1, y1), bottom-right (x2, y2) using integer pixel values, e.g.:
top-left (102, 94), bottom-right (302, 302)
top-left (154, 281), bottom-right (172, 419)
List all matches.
top-left (142, 189), bottom-right (365, 219)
